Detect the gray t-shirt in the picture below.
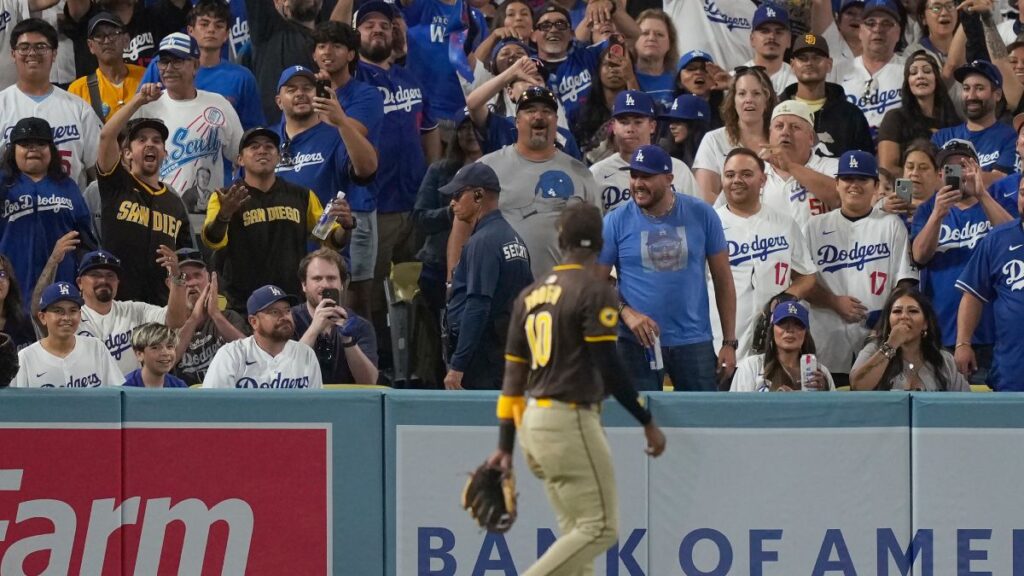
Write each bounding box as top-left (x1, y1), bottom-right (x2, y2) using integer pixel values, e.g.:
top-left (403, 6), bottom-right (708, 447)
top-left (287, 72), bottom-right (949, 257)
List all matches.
top-left (480, 146), bottom-right (602, 279)
top-left (852, 341), bottom-right (970, 392)
top-left (174, 311), bottom-right (249, 386)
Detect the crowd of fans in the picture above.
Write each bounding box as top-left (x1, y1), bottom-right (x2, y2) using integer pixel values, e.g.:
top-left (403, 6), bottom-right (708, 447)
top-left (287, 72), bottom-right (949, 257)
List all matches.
top-left (0, 0), bottom-right (1022, 392)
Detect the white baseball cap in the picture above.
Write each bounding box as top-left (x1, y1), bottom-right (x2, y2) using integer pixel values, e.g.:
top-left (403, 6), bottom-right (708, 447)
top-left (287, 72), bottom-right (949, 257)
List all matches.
top-left (771, 100), bottom-right (814, 127)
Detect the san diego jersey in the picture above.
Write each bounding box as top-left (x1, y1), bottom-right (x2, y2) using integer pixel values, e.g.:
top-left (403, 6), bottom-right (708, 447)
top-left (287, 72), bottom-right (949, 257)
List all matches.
top-left (806, 208), bottom-right (918, 373)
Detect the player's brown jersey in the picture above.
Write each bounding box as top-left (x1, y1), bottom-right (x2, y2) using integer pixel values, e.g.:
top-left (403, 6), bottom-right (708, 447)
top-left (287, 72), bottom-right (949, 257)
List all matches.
top-left (505, 264), bottom-right (620, 404)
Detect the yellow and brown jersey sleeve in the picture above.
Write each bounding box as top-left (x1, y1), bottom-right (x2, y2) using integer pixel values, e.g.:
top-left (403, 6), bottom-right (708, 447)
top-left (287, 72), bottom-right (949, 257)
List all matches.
top-left (580, 282), bottom-right (620, 345)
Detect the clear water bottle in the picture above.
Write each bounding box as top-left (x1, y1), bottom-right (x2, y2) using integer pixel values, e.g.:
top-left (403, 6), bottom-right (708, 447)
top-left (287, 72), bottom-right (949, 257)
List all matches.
top-left (312, 191), bottom-right (345, 240)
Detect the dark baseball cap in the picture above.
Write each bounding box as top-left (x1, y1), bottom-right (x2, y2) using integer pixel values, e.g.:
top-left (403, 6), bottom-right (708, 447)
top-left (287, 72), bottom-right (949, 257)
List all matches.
top-left (792, 32), bottom-right (830, 57)
top-left (836, 150), bottom-right (877, 178)
top-left (612, 90), bottom-right (655, 118)
top-left (277, 65), bottom-right (317, 91)
top-left (839, 0), bottom-right (865, 13)
top-left (78, 250), bottom-right (122, 277)
top-left (158, 32), bottom-right (199, 60)
top-left (39, 282), bottom-right (84, 311)
top-left (439, 162), bottom-right (501, 196)
top-left (354, 0), bottom-right (397, 26)
top-left (772, 300), bottom-right (809, 328)
top-left (247, 284), bottom-right (297, 315)
top-left (535, 3), bottom-right (571, 23)
top-left (954, 59), bottom-right (1002, 89)
top-left (936, 138), bottom-right (979, 166)
top-left (176, 247), bottom-right (205, 268)
top-left (660, 94), bottom-right (711, 122)
top-left (240, 127), bottom-right (281, 149)
top-left (9, 117), bottom-right (52, 145)
top-left (87, 11), bottom-right (124, 37)
top-left (516, 85), bottom-right (559, 113)
top-left (752, 2), bottom-right (790, 30)
top-left (625, 145), bottom-right (672, 175)
top-left (677, 50), bottom-right (714, 73)
top-left (125, 117), bottom-right (169, 142)
top-left (862, 0), bottom-right (900, 20)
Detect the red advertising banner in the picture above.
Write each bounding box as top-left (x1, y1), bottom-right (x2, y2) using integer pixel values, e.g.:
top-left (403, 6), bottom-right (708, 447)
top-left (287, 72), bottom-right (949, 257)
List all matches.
top-left (0, 425), bottom-right (330, 575)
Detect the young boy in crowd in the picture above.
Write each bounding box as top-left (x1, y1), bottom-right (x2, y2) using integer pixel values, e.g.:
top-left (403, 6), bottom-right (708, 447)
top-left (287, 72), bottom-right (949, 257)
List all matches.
top-left (123, 322), bottom-right (188, 388)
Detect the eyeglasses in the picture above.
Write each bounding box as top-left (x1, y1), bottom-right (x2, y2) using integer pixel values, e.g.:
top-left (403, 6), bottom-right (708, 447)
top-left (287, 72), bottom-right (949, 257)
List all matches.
top-left (258, 307), bottom-right (291, 318)
top-left (83, 252), bottom-right (122, 269)
top-left (14, 43), bottom-right (53, 55)
top-left (926, 2), bottom-right (955, 13)
top-left (683, 62), bottom-right (709, 72)
top-left (862, 18), bottom-right (897, 30)
top-left (156, 58), bottom-right (188, 69)
top-left (89, 31), bottom-right (125, 43)
top-left (536, 20), bottom-right (570, 32)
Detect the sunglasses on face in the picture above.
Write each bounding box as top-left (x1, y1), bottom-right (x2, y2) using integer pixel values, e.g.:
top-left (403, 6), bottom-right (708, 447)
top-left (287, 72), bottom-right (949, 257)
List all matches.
top-left (536, 20), bottom-right (570, 32)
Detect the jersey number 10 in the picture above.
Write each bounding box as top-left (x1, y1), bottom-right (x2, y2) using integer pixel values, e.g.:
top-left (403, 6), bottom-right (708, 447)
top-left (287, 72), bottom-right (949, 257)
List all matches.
top-left (525, 312), bottom-right (553, 369)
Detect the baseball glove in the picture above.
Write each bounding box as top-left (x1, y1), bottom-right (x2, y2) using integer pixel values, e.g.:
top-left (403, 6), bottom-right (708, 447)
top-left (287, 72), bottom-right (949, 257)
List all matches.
top-left (461, 463), bottom-right (517, 532)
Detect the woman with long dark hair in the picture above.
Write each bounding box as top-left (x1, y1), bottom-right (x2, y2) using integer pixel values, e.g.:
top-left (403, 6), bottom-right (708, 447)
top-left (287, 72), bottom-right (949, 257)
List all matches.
top-left (574, 47), bottom-right (636, 162)
top-left (0, 117), bottom-right (94, 311)
top-left (0, 255), bottom-right (37, 349)
top-left (731, 300), bottom-right (835, 392)
top-left (850, 288), bottom-right (969, 391)
top-left (657, 94), bottom-right (711, 167)
top-left (876, 50), bottom-right (960, 176)
top-left (674, 50), bottom-right (724, 130)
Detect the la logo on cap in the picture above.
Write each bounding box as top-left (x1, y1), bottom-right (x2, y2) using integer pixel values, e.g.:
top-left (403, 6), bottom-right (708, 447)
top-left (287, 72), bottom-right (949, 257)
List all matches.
top-left (671, 100), bottom-right (679, 110)
top-left (636, 150), bottom-right (645, 162)
top-left (849, 156), bottom-right (859, 168)
top-left (625, 94), bottom-right (635, 106)
top-left (788, 303), bottom-right (798, 314)
top-left (58, 283), bottom-right (69, 295)
top-left (697, 111), bottom-right (704, 117)
top-left (766, 6), bottom-right (776, 16)
top-left (270, 286), bottom-right (282, 296)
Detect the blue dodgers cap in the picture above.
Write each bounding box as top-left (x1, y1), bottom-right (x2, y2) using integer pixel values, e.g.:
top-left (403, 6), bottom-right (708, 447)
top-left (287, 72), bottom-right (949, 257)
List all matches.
top-left (954, 59), bottom-right (1003, 89)
top-left (752, 2), bottom-right (790, 30)
top-left (771, 300), bottom-right (810, 328)
top-left (157, 32), bottom-right (199, 60)
top-left (277, 65), bottom-right (317, 91)
top-left (661, 94), bottom-right (711, 122)
top-left (677, 49), bottom-right (714, 73)
top-left (862, 0), bottom-right (900, 20)
top-left (839, 0), bottom-right (865, 13)
top-left (489, 38), bottom-right (529, 71)
top-left (39, 282), bottom-right (85, 311)
top-left (626, 145), bottom-right (672, 175)
top-left (836, 150), bottom-right (878, 178)
top-left (78, 250), bottom-right (122, 276)
top-left (439, 161), bottom-right (501, 195)
top-left (354, 0), bottom-right (397, 26)
top-left (612, 90), bottom-right (655, 118)
top-left (246, 285), bottom-right (298, 316)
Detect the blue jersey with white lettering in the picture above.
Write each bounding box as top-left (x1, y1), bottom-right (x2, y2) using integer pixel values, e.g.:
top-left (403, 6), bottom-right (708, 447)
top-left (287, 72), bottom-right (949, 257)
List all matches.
top-left (599, 192), bottom-right (727, 346)
top-left (141, 59), bottom-right (266, 130)
top-left (356, 61), bottom-right (436, 213)
top-left (956, 219), bottom-right (1024, 390)
top-left (272, 121), bottom-right (370, 211)
top-left (0, 174), bottom-right (95, 311)
top-left (636, 71), bottom-right (676, 110)
top-left (932, 122), bottom-right (1017, 173)
top-left (402, 0), bottom-right (469, 121)
top-left (911, 195), bottom-right (1017, 346)
top-left (542, 39), bottom-right (607, 125)
top-left (483, 112), bottom-right (582, 160)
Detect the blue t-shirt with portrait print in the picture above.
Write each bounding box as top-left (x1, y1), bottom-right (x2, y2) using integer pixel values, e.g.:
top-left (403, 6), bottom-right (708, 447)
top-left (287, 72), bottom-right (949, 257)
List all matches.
top-left (541, 39), bottom-right (607, 125)
top-left (124, 368), bottom-right (189, 388)
top-left (599, 192), bottom-right (727, 346)
top-left (910, 193), bottom-right (1017, 347)
top-left (402, 0), bottom-right (471, 121)
top-left (932, 122), bottom-right (1018, 174)
top-left (956, 219), bottom-right (1024, 390)
top-left (356, 60), bottom-right (437, 213)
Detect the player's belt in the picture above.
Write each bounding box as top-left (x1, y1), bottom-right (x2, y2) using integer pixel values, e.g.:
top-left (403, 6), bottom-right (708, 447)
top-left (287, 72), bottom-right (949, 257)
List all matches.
top-left (528, 397), bottom-right (600, 412)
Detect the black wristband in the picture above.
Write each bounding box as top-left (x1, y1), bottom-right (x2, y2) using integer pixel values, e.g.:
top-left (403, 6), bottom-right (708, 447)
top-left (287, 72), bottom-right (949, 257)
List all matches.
top-left (343, 338), bottom-right (358, 348)
top-left (498, 420), bottom-right (516, 453)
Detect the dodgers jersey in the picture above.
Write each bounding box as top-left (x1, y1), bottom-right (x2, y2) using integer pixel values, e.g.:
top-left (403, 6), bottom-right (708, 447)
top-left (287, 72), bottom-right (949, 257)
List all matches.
top-left (708, 204), bottom-right (817, 358)
top-left (589, 153), bottom-right (699, 212)
top-left (931, 123), bottom-right (1018, 174)
top-left (272, 121), bottom-right (363, 210)
top-left (839, 55), bottom-right (904, 137)
top-left (203, 337), bottom-right (323, 389)
top-left (0, 0), bottom-right (28, 90)
top-left (664, 0), bottom-right (754, 70)
top-left (0, 85), bottom-right (103, 191)
top-left (78, 301), bottom-right (167, 376)
top-left (761, 153), bottom-right (840, 231)
top-left (402, 0), bottom-right (468, 120)
top-left (135, 90), bottom-right (244, 197)
top-left (956, 220), bottom-right (1024, 390)
top-left (911, 195), bottom-right (1018, 346)
top-left (13, 336), bottom-right (124, 388)
top-left (542, 40), bottom-right (607, 125)
top-left (806, 208), bottom-right (918, 373)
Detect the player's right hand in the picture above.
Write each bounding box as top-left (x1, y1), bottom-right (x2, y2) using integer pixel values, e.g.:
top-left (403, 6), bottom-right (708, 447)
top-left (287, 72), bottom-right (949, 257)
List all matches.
top-left (834, 295), bottom-right (867, 324)
top-left (643, 423), bottom-right (666, 457)
top-left (954, 344), bottom-right (977, 377)
top-left (622, 307), bottom-right (660, 348)
top-left (49, 231), bottom-right (80, 264)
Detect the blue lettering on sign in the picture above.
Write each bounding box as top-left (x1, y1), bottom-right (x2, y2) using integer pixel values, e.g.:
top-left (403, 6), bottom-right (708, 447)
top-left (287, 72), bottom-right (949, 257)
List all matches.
top-left (419, 527), bottom-right (457, 575)
top-left (728, 235), bottom-right (790, 266)
top-left (812, 529), bottom-right (857, 575)
top-left (473, 532), bottom-right (516, 575)
top-left (679, 528), bottom-right (732, 575)
top-left (877, 528), bottom-right (932, 576)
top-left (957, 529), bottom-right (992, 576)
top-left (817, 242), bottom-right (891, 273)
top-left (751, 529), bottom-right (783, 576)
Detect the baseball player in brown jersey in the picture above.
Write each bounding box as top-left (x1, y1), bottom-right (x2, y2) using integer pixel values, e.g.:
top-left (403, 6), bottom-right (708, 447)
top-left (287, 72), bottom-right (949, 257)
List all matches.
top-left (487, 202), bottom-right (666, 576)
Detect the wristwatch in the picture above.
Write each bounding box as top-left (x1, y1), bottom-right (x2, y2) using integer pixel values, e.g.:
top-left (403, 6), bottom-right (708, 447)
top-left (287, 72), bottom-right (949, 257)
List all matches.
top-left (722, 339), bottom-right (739, 349)
top-left (169, 272), bottom-right (186, 286)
